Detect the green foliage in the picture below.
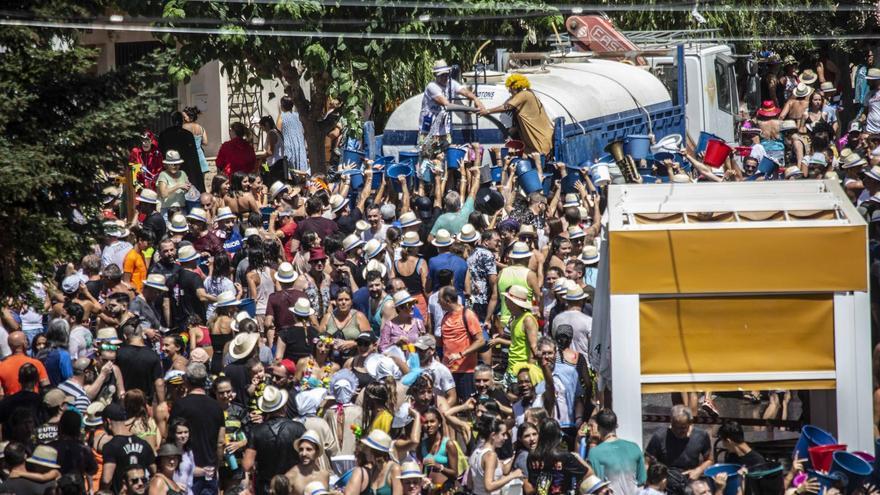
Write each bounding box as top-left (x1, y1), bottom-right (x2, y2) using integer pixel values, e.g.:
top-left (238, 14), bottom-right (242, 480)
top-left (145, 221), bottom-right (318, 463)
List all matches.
top-left (0, 3), bottom-right (173, 302)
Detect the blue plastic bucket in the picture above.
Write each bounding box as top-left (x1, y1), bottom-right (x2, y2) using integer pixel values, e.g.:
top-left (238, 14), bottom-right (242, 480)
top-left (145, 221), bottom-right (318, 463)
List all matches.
top-left (239, 298), bottom-right (256, 317)
top-left (562, 165), bottom-right (586, 194)
top-left (371, 156), bottom-right (393, 189)
top-left (794, 425), bottom-right (837, 464)
top-left (758, 156), bottom-right (778, 177)
top-left (831, 451), bottom-right (873, 492)
top-left (696, 131), bottom-right (721, 155)
top-left (342, 168), bottom-right (364, 190)
top-left (341, 149), bottom-right (365, 167)
top-left (386, 163), bottom-right (413, 193)
top-left (490, 166), bottom-right (502, 184)
top-left (446, 146), bottom-right (467, 170)
top-left (398, 150), bottom-right (420, 167)
top-left (260, 206), bottom-right (275, 229)
top-left (542, 172), bottom-right (555, 196)
top-left (807, 470), bottom-right (843, 492)
top-left (515, 159), bottom-right (542, 194)
top-left (705, 464), bottom-right (742, 495)
top-left (624, 134), bottom-right (652, 160)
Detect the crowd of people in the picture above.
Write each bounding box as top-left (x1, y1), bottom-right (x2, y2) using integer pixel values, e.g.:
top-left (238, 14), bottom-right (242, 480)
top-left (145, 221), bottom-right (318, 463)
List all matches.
top-left (0, 48), bottom-right (878, 495)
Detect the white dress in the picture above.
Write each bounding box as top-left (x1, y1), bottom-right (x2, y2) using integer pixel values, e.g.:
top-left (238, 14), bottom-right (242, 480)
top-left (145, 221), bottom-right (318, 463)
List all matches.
top-left (468, 446), bottom-right (503, 495)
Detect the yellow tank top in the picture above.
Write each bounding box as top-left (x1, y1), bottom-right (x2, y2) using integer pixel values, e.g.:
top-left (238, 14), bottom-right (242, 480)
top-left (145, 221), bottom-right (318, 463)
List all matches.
top-left (506, 312), bottom-right (535, 375)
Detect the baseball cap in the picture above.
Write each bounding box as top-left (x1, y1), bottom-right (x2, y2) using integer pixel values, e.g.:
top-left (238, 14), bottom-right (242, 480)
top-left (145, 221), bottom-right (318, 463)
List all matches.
top-left (102, 403), bottom-right (127, 421)
top-left (355, 332), bottom-right (377, 344)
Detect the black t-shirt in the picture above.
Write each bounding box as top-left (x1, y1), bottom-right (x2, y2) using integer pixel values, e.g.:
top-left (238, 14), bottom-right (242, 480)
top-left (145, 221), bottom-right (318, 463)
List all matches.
top-left (116, 344), bottom-right (163, 402)
top-left (142, 211), bottom-right (167, 242)
top-left (527, 451), bottom-right (588, 495)
top-left (101, 434), bottom-right (155, 493)
top-left (170, 393), bottom-right (225, 467)
top-left (149, 259), bottom-right (181, 280)
top-left (50, 437), bottom-right (98, 478)
top-left (337, 207), bottom-right (363, 236)
top-left (279, 325), bottom-right (319, 362)
top-left (86, 280), bottom-right (104, 300)
top-left (35, 421), bottom-right (58, 444)
top-left (172, 268), bottom-right (206, 329)
top-left (0, 478), bottom-right (55, 495)
top-left (247, 417), bottom-right (305, 482)
top-left (222, 362), bottom-right (251, 408)
top-left (0, 391), bottom-right (42, 437)
top-left (725, 448), bottom-right (765, 468)
top-left (645, 427), bottom-right (712, 471)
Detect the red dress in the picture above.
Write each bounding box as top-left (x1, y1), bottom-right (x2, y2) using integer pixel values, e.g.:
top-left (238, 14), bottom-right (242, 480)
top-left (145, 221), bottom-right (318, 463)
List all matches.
top-left (216, 137), bottom-right (257, 177)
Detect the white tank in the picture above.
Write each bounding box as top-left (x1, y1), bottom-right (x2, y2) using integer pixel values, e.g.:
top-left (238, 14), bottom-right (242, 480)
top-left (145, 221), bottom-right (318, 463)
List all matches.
top-left (381, 59), bottom-right (672, 157)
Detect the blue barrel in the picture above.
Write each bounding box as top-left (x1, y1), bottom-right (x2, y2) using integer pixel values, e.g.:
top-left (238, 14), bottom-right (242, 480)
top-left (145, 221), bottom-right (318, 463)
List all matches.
top-left (624, 135), bottom-right (652, 160)
top-left (830, 451), bottom-right (873, 491)
top-left (794, 425), bottom-right (837, 464)
top-left (446, 146), bottom-right (467, 170)
top-left (260, 206), bottom-right (275, 229)
top-left (386, 163), bottom-right (413, 193)
top-left (341, 149), bottom-right (365, 167)
top-left (705, 464), bottom-right (742, 495)
top-left (490, 166), bottom-right (502, 183)
top-left (398, 150), bottom-right (420, 167)
top-left (562, 165), bottom-right (586, 194)
top-left (341, 169), bottom-right (364, 190)
top-left (696, 131), bottom-right (721, 155)
top-left (515, 159), bottom-right (542, 194)
top-left (239, 298), bottom-right (256, 317)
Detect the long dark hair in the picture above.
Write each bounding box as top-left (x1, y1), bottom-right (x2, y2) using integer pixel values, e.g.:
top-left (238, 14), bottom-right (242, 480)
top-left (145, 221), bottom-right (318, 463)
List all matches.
top-left (516, 421), bottom-right (539, 451)
top-left (474, 413), bottom-right (505, 442)
top-left (246, 246), bottom-right (266, 272)
top-left (528, 419), bottom-right (566, 467)
top-left (362, 381), bottom-right (391, 431)
top-left (211, 174), bottom-right (229, 197)
top-left (231, 171), bottom-right (249, 195)
top-left (167, 417), bottom-right (192, 452)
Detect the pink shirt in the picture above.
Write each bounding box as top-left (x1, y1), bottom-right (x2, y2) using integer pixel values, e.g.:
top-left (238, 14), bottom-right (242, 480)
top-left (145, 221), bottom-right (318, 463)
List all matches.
top-left (378, 318), bottom-right (424, 352)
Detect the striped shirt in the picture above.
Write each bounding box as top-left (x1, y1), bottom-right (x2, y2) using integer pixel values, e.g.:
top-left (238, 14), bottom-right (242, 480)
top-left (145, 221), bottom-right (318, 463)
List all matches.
top-left (57, 379), bottom-right (90, 413)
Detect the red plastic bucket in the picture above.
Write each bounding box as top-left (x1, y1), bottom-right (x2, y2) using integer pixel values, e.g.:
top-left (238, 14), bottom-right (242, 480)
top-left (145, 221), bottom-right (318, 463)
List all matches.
top-left (704, 139), bottom-right (732, 167)
top-left (808, 444), bottom-right (847, 472)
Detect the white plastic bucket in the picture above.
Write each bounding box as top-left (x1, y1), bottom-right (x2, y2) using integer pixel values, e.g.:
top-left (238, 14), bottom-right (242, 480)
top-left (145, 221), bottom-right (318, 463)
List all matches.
top-left (590, 163), bottom-right (611, 187)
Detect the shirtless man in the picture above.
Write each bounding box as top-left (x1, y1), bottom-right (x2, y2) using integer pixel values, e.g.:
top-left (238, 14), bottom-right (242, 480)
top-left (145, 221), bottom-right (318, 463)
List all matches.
top-left (780, 83), bottom-right (813, 126)
top-left (286, 430), bottom-right (330, 495)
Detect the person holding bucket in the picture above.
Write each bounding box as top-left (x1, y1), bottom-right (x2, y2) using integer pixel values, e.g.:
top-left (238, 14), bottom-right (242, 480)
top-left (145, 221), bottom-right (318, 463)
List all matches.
top-left (480, 74), bottom-right (554, 156)
top-left (419, 60), bottom-right (485, 147)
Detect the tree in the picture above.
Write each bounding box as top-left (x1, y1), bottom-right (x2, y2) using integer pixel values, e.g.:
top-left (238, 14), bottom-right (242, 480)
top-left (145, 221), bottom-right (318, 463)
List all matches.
top-left (123, 0), bottom-right (558, 173)
top-left (0, 1), bottom-right (173, 303)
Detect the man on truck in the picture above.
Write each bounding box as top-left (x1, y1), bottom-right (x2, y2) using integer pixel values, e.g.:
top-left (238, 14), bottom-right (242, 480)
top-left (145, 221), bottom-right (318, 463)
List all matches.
top-left (481, 74), bottom-right (554, 156)
top-left (419, 59), bottom-right (485, 148)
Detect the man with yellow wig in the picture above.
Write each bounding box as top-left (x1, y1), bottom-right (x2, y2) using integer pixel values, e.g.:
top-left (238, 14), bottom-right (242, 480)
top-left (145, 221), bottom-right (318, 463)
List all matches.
top-left (481, 74), bottom-right (554, 155)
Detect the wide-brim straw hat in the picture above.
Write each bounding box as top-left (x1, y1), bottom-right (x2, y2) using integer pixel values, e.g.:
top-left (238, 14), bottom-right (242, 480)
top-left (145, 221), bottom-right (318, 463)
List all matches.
top-left (398, 461), bottom-right (426, 480)
top-left (842, 153), bottom-right (867, 169)
top-left (799, 70), bottom-right (818, 85)
top-left (360, 429), bottom-right (393, 453)
top-left (401, 231), bottom-right (423, 248)
top-left (305, 481), bottom-right (330, 495)
top-left (457, 224), bottom-right (479, 243)
top-left (269, 181), bottom-right (289, 200)
top-left (291, 297), bottom-right (315, 317)
top-left (504, 285), bottom-right (532, 309)
top-left (257, 385), bottom-right (289, 413)
top-left (393, 290), bottom-right (415, 307)
top-left (275, 262), bottom-right (299, 283)
top-left (362, 259), bottom-right (387, 279)
top-left (186, 207), bottom-right (209, 224)
top-left (431, 229), bottom-right (454, 247)
top-left (508, 241), bottom-right (531, 259)
top-left (330, 194), bottom-right (349, 213)
top-left (229, 332), bottom-right (259, 361)
top-left (792, 82), bottom-right (813, 99)
top-left (580, 245), bottom-right (600, 265)
top-left (143, 273), bottom-right (168, 292)
top-left (215, 207), bottom-right (236, 222)
top-left (432, 59), bottom-right (452, 75)
top-left (819, 81), bottom-right (836, 93)
top-left (163, 150), bottom-right (184, 165)
top-left (83, 402), bottom-right (106, 427)
top-left (867, 68), bottom-right (880, 80)
top-left (863, 165), bottom-right (880, 182)
top-left (95, 327), bottom-right (122, 344)
top-left (294, 430), bottom-right (325, 459)
top-left (27, 445), bottom-right (60, 469)
top-left (363, 239), bottom-right (386, 259)
top-left (518, 224), bottom-right (537, 238)
top-left (342, 234), bottom-right (365, 253)
top-left (137, 189), bottom-right (159, 204)
top-left (567, 226), bottom-right (586, 239)
top-left (399, 211), bottom-right (422, 228)
top-left (169, 214), bottom-right (189, 233)
top-left (177, 245), bottom-right (199, 263)
top-left (215, 290), bottom-right (241, 308)
top-left (563, 285), bottom-right (588, 301)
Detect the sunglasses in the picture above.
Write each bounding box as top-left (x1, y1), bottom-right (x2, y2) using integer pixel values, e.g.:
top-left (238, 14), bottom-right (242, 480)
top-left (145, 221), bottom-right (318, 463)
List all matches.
top-left (128, 477), bottom-right (147, 485)
top-left (101, 344), bottom-right (119, 351)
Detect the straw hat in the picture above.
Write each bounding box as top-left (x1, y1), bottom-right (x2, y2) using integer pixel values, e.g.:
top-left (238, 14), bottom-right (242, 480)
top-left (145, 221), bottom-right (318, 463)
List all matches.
top-left (563, 285), bottom-right (588, 301)
top-left (504, 285), bottom-right (532, 309)
top-left (819, 81), bottom-right (836, 93)
top-left (362, 259), bottom-right (387, 278)
top-left (215, 207), bottom-right (235, 222)
top-left (867, 68), bottom-right (880, 80)
top-left (398, 211), bottom-right (421, 228)
top-left (257, 385), bottom-right (289, 413)
top-left (792, 82), bottom-right (813, 98)
top-left (841, 152), bottom-right (867, 169)
top-left (104, 220), bottom-right (130, 238)
top-left (392, 290), bottom-right (415, 307)
top-left (102, 186), bottom-right (121, 204)
top-left (244, 227), bottom-right (259, 237)
top-left (329, 194), bottom-right (349, 214)
top-left (508, 241), bottom-right (532, 259)
top-left (432, 59), bottom-right (452, 75)
top-left (305, 481), bottom-right (330, 495)
top-left (143, 273), bottom-right (168, 292)
top-left (671, 173), bottom-right (692, 184)
top-left (398, 461), bottom-right (426, 480)
top-left (360, 429), bottom-right (393, 453)
top-left (518, 224), bottom-right (537, 238)
top-left (177, 245), bottom-right (199, 263)
top-left (269, 181), bottom-right (289, 200)
top-left (784, 166), bottom-right (803, 179)
top-left (95, 327), bottom-right (122, 344)
top-left (580, 244), bottom-right (600, 265)
top-left (169, 214), bottom-right (189, 233)
top-left (650, 134), bottom-right (683, 154)
top-left (275, 262), bottom-right (299, 283)
top-left (356, 220), bottom-right (370, 232)
top-left (157, 443), bottom-right (183, 459)
top-left (577, 207), bottom-right (589, 220)
top-left (137, 189), bottom-right (158, 204)
top-left (780, 120), bottom-right (799, 133)
top-left (799, 69), bottom-right (818, 85)
top-left (567, 225), bottom-right (586, 240)
top-left (807, 153), bottom-right (827, 167)
top-left (342, 234), bottom-right (365, 253)
top-left (215, 290), bottom-right (241, 308)
top-left (401, 231), bottom-right (423, 248)
top-left (83, 402), bottom-right (106, 427)
top-left (552, 277), bottom-right (571, 295)
top-left (756, 100), bottom-right (781, 118)
top-left (163, 150), bottom-right (184, 165)
top-left (580, 475), bottom-right (611, 495)
top-left (294, 430), bottom-right (325, 459)
top-left (363, 239), bottom-right (386, 259)
top-left (457, 224), bottom-right (479, 243)
top-left (27, 445), bottom-right (60, 469)
top-left (186, 207), bottom-right (208, 223)
top-left (431, 229), bottom-right (454, 247)
top-left (229, 332), bottom-right (259, 361)
top-left (562, 193), bottom-right (580, 208)
top-left (291, 297), bottom-right (315, 317)
top-left (782, 55), bottom-right (798, 66)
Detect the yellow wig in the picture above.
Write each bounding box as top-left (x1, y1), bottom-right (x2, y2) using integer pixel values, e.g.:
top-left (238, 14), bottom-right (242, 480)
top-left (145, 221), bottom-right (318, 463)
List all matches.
top-left (505, 73), bottom-right (531, 91)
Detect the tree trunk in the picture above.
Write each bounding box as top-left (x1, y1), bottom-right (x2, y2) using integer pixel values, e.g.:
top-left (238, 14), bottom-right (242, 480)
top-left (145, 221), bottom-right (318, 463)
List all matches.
top-left (302, 117), bottom-right (328, 175)
top-left (280, 63), bottom-right (333, 175)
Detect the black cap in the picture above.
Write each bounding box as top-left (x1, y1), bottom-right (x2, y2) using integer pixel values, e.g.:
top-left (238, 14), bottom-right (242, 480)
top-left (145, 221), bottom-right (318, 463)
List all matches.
top-left (355, 332), bottom-right (377, 344)
top-left (101, 403), bottom-right (127, 421)
top-left (553, 324), bottom-right (574, 341)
